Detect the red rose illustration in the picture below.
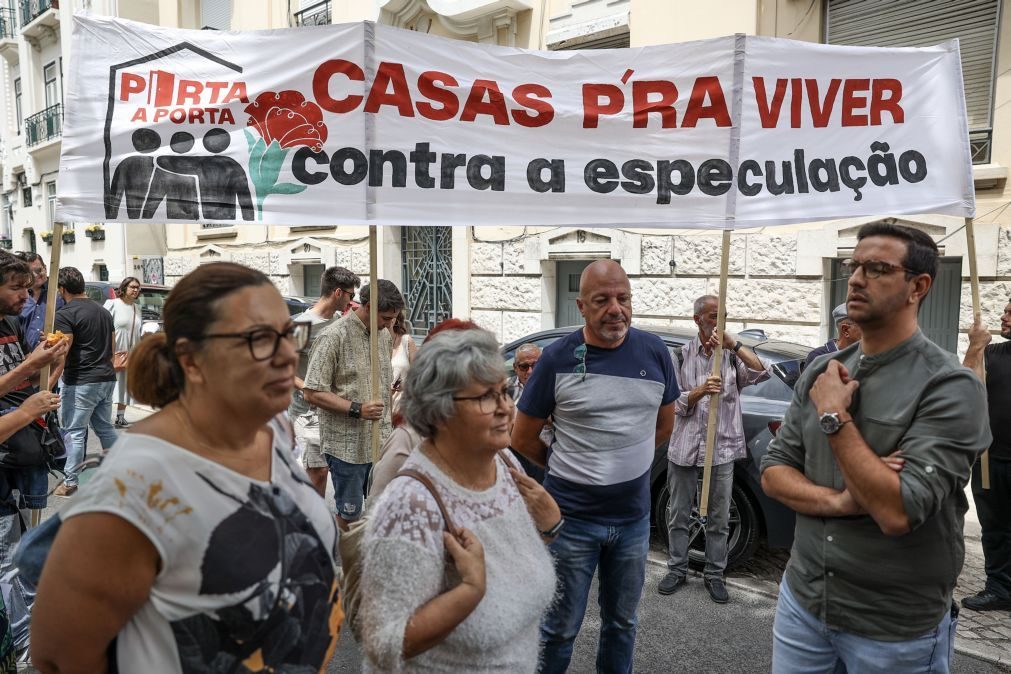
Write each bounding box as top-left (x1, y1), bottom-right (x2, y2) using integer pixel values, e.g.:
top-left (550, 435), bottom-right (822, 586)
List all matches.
top-left (245, 90), bottom-right (327, 152)
top-left (243, 90), bottom-right (328, 219)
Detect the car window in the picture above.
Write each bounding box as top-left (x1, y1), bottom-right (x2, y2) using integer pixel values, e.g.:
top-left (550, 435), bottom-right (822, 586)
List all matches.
top-left (138, 289), bottom-right (169, 320)
top-left (85, 287), bottom-right (105, 303)
top-left (741, 357), bottom-right (805, 402)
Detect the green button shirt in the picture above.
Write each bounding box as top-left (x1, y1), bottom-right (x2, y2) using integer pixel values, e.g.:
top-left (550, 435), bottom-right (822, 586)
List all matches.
top-left (761, 330), bottom-right (990, 641)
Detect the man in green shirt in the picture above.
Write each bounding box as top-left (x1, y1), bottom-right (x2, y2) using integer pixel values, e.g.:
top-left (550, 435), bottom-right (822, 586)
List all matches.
top-left (761, 222), bottom-right (989, 672)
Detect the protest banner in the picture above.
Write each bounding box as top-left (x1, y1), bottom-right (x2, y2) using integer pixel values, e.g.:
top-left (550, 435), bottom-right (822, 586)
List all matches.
top-left (55, 14), bottom-right (980, 489)
top-left (57, 15), bottom-right (974, 229)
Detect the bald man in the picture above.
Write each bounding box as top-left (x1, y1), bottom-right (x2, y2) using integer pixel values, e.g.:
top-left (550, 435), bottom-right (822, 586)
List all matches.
top-left (512, 259), bottom-right (678, 674)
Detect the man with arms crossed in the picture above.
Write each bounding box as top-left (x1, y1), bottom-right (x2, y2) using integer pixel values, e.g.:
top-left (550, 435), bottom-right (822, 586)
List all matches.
top-left (761, 223), bottom-right (989, 672)
top-left (290, 266), bottom-right (360, 497)
top-left (512, 260), bottom-right (677, 674)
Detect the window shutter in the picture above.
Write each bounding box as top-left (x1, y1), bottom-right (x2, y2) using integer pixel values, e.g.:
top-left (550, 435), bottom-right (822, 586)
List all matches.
top-left (200, 0), bottom-right (232, 30)
top-left (826, 0), bottom-right (1000, 130)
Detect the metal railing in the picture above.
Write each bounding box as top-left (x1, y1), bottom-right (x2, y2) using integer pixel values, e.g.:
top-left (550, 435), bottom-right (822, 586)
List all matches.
top-left (25, 103), bottom-right (61, 147)
top-left (969, 128), bottom-right (992, 165)
top-left (19, 0), bottom-right (54, 29)
top-left (294, 0), bottom-right (330, 26)
top-left (0, 7), bottom-right (16, 39)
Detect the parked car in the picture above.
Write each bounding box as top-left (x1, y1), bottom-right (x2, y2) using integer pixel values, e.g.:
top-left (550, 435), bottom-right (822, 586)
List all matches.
top-left (283, 296), bottom-right (312, 316)
top-left (501, 326), bottom-right (810, 571)
top-left (85, 281), bottom-right (170, 333)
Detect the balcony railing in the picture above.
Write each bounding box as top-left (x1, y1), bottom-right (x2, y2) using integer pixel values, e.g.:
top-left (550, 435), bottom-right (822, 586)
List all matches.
top-left (970, 128), bottom-right (992, 165)
top-left (294, 0), bottom-right (330, 26)
top-left (25, 103), bottom-right (61, 147)
top-left (19, 0), bottom-right (55, 29)
top-left (0, 7), bottom-right (16, 39)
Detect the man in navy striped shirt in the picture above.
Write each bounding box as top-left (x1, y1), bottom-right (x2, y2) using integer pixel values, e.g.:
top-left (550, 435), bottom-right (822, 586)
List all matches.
top-left (512, 260), bottom-right (678, 674)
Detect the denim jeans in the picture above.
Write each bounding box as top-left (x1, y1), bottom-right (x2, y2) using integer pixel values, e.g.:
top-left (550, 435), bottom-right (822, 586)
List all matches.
top-left (539, 515), bottom-right (650, 674)
top-left (666, 461), bottom-right (733, 579)
top-left (971, 457), bottom-right (1011, 598)
top-left (61, 381), bottom-right (118, 486)
top-left (325, 455), bottom-right (371, 521)
top-left (772, 579), bottom-right (957, 674)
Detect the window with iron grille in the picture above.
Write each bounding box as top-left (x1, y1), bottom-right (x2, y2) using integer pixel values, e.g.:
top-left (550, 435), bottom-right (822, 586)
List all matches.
top-left (401, 226), bottom-right (452, 336)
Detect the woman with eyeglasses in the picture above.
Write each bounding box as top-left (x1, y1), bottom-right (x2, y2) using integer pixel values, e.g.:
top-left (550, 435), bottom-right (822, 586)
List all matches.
top-left (359, 328), bottom-right (562, 672)
top-left (31, 263), bottom-right (342, 674)
top-left (104, 277), bottom-right (143, 428)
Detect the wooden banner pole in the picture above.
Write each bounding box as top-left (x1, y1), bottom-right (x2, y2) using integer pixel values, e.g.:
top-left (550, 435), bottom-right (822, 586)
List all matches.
top-left (965, 216), bottom-right (989, 490)
top-left (699, 229), bottom-right (732, 517)
top-left (369, 226), bottom-right (381, 463)
top-left (31, 221), bottom-right (64, 528)
top-left (39, 222), bottom-right (64, 393)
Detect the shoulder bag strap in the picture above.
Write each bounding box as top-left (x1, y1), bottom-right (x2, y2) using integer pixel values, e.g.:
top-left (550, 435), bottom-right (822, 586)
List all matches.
top-left (129, 303), bottom-right (137, 350)
top-left (397, 468), bottom-right (459, 534)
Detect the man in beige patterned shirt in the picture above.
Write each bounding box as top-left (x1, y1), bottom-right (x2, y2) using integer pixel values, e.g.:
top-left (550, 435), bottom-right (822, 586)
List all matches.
top-left (303, 279), bottom-right (404, 527)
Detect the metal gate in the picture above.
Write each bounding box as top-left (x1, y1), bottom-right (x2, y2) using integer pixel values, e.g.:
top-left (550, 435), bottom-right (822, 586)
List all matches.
top-left (401, 226), bottom-right (452, 336)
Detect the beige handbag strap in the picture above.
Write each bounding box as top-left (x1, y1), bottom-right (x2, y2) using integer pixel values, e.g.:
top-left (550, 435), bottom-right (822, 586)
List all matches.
top-left (397, 468), bottom-right (458, 534)
top-left (129, 303), bottom-right (137, 350)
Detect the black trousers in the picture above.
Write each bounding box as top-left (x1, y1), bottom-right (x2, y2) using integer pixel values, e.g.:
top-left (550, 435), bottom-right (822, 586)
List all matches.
top-left (971, 456), bottom-right (1011, 598)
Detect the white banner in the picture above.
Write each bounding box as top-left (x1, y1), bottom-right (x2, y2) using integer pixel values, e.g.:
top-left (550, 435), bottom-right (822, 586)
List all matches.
top-left (57, 15), bottom-right (975, 228)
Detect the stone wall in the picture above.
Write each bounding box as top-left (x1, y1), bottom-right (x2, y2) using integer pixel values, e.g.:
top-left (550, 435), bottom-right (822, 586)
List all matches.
top-left (164, 241), bottom-right (372, 296)
top-left (470, 229), bottom-right (825, 347)
top-left (469, 225), bottom-right (1011, 357)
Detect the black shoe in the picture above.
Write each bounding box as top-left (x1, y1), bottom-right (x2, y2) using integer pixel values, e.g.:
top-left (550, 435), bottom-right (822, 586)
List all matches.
top-left (705, 578), bottom-right (729, 604)
top-left (114, 418), bottom-right (130, 429)
top-left (658, 573), bottom-right (687, 595)
top-left (961, 591), bottom-right (1011, 611)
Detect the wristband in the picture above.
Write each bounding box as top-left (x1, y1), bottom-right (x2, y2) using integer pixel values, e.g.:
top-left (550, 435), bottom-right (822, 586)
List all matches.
top-left (733, 341), bottom-right (743, 352)
top-left (348, 402), bottom-right (362, 419)
top-left (540, 518), bottom-right (565, 539)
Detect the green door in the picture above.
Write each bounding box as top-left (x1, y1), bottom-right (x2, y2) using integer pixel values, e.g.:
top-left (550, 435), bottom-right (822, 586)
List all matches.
top-left (556, 261), bottom-right (591, 328)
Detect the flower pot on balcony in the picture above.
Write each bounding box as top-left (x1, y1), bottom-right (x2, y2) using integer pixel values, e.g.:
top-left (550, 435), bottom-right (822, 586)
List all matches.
top-left (0, 238), bottom-right (11, 251)
top-left (40, 232), bottom-right (53, 244)
top-left (85, 228), bottom-right (105, 241)
top-left (62, 232), bottom-right (75, 244)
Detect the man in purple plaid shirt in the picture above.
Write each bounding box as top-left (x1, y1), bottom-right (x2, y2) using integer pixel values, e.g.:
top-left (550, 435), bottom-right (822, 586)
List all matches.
top-left (658, 294), bottom-right (770, 604)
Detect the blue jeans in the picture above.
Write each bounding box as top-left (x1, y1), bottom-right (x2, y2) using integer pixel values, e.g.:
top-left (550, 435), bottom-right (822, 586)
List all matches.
top-left (539, 515), bottom-right (650, 674)
top-left (772, 579), bottom-right (957, 673)
top-left (61, 382), bottom-right (118, 486)
top-left (325, 455), bottom-right (371, 521)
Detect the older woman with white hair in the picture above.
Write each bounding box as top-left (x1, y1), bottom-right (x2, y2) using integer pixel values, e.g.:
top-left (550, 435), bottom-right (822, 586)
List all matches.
top-left (359, 328), bottom-right (561, 672)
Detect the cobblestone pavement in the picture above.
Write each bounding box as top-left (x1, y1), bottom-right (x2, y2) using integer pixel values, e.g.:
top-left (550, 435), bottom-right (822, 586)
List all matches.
top-left (697, 487), bottom-right (1011, 671)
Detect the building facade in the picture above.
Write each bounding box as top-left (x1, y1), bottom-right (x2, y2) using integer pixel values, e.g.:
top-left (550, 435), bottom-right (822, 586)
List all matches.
top-left (16, 0), bottom-right (1011, 352)
top-left (0, 0), bottom-right (167, 281)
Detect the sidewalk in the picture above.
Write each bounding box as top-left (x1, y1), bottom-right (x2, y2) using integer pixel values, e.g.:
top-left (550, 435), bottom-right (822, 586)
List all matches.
top-left (953, 489), bottom-right (1011, 668)
top-left (720, 485), bottom-right (1011, 670)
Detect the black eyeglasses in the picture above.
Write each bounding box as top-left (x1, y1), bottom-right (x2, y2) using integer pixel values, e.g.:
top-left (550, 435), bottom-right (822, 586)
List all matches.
top-left (453, 385), bottom-right (514, 414)
top-left (202, 323), bottom-right (310, 361)
top-left (515, 362), bottom-right (536, 372)
top-left (841, 259), bottom-right (917, 279)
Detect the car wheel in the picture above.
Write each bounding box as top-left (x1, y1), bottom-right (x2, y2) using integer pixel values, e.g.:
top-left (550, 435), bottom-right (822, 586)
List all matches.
top-left (654, 479), bottom-right (761, 572)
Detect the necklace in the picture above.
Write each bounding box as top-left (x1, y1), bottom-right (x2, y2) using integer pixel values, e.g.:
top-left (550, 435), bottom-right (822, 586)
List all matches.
top-left (172, 403), bottom-right (260, 461)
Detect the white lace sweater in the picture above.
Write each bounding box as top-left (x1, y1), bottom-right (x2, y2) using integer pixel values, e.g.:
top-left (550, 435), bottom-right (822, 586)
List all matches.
top-left (359, 450), bottom-right (557, 672)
